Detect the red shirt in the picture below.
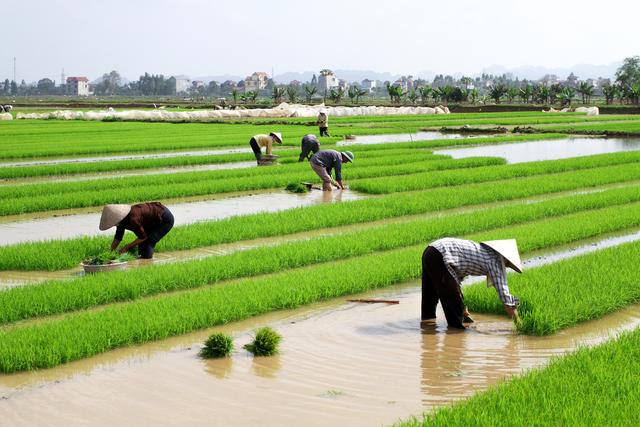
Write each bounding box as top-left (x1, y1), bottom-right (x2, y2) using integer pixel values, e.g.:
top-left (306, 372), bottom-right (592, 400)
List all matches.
top-left (114, 202), bottom-right (166, 241)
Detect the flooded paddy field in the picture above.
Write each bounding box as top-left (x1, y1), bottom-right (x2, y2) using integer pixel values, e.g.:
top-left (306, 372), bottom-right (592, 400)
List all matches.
top-left (2, 111), bottom-right (640, 426)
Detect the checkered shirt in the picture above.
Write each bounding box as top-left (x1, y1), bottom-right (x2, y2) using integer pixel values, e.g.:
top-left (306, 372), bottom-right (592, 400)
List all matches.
top-left (430, 237), bottom-right (519, 307)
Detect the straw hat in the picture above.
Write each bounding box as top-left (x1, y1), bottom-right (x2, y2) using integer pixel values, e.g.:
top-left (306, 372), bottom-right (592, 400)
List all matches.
top-left (99, 204), bottom-right (131, 230)
top-left (270, 132), bottom-right (283, 144)
top-left (341, 151), bottom-right (354, 163)
top-left (481, 239), bottom-right (523, 273)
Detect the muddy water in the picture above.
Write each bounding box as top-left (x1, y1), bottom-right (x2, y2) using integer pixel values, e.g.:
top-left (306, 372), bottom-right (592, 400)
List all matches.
top-left (0, 161), bottom-right (257, 186)
top-left (336, 131), bottom-right (467, 146)
top-left (0, 147), bottom-right (253, 168)
top-left (434, 136), bottom-right (640, 163)
top-left (0, 190), bottom-right (364, 246)
top-left (1, 283), bottom-right (638, 427)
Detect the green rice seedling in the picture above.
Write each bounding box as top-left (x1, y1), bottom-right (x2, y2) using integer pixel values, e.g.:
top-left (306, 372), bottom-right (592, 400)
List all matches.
top-left (285, 182), bottom-right (309, 193)
top-left (82, 251), bottom-right (134, 265)
top-left (350, 150), bottom-right (640, 194)
top-left (199, 332), bottom-right (234, 359)
top-left (243, 327), bottom-right (282, 356)
top-left (2, 186), bottom-right (640, 324)
top-left (395, 328), bottom-right (640, 426)
top-left (2, 162), bottom-right (640, 271)
top-left (464, 239), bottom-right (640, 335)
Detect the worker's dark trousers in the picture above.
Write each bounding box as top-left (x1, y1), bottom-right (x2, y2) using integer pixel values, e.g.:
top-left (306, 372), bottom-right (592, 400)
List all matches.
top-left (319, 127), bottom-right (330, 137)
top-left (298, 140), bottom-right (320, 162)
top-left (421, 246), bottom-right (465, 328)
top-left (249, 138), bottom-right (262, 161)
top-left (139, 208), bottom-right (174, 259)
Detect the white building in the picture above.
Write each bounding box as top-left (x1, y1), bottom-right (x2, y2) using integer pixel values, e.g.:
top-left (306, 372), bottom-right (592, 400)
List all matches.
top-left (66, 76), bottom-right (89, 96)
top-left (361, 79), bottom-right (377, 93)
top-left (318, 70), bottom-right (339, 92)
top-left (244, 72), bottom-right (269, 92)
top-left (172, 75), bottom-right (192, 94)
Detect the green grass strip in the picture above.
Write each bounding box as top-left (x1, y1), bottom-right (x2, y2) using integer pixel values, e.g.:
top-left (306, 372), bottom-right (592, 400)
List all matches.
top-left (350, 150), bottom-right (640, 194)
top-left (3, 161), bottom-right (640, 271)
top-left (1, 185), bottom-right (640, 325)
top-left (464, 235), bottom-right (640, 335)
top-left (2, 198), bottom-right (640, 371)
top-left (396, 326), bottom-right (640, 426)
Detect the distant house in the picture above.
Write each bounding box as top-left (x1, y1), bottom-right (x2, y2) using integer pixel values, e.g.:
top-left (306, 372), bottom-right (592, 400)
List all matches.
top-left (66, 76), bottom-right (89, 96)
top-left (172, 75), bottom-right (192, 94)
top-left (244, 72), bottom-right (269, 92)
top-left (192, 80), bottom-right (205, 88)
top-left (318, 70), bottom-right (339, 92)
top-left (361, 79), bottom-right (377, 93)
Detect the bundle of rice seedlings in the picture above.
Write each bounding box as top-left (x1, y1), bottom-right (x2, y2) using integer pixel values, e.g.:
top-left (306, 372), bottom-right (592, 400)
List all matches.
top-left (199, 332), bottom-right (234, 358)
top-left (243, 327), bottom-right (282, 356)
top-left (285, 182), bottom-right (309, 193)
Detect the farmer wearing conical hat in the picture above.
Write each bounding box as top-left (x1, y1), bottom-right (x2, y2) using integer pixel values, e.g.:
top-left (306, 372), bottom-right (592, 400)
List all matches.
top-left (309, 149), bottom-right (354, 191)
top-left (249, 132), bottom-right (282, 163)
top-left (316, 111), bottom-right (329, 136)
top-left (99, 202), bottom-right (174, 259)
top-left (421, 238), bottom-right (522, 328)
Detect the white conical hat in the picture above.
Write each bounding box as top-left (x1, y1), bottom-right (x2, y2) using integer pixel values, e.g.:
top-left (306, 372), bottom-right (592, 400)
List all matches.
top-left (270, 132), bottom-right (283, 143)
top-left (481, 239), bottom-right (523, 273)
top-left (99, 204), bottom-right (131, 230)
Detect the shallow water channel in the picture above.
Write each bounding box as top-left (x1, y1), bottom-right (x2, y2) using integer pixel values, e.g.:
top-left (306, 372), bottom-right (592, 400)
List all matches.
top-left (0, 282), bottom-right (638, 427)
top-left (0, 190), bottom-right (364, 247)
top-left (336, 131), bottom-right (468, 146)
top-left (434, 136), bottom-right (640, 163)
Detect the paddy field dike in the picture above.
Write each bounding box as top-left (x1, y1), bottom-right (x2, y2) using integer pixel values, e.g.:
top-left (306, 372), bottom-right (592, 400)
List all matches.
top-left (2, 110), bottom-right (640, 426)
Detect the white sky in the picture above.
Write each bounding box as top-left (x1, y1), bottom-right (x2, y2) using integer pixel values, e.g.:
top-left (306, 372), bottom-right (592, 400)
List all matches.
top-left (4, 0), bottom-right (639, 82)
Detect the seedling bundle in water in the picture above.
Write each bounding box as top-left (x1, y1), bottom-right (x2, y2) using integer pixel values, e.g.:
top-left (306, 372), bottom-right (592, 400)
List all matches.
top-left (200, 332), bottom-right (234, 358)
top-left (285, 182), bottom-right (309, 193)
top-left (244, 327), bottom-right (281, 356)
top-left (82, 251), bottom-right (135, 266)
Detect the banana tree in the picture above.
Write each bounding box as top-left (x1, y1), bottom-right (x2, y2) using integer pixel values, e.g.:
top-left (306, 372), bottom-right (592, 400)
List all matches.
top-left (285, 85), bottom-right (298, 103)
top-left (418, 86), bottom-right (432, 105)
top-left (348, 85), bottom-right (358, 104)
top-left (557, 87), bottom-right (575, 107)
top-left (506, 87), bottom-right (519, 103)
top-left (272, 86), bottom-right (285, 104)
top-left (231, 88), bottom-right (239, 105)
top-left (577, 81), bottom-right (595, 104)
top-left (303, 84), bottom-right (317, 103)
top-left (440, 85), bottom-right (455, 105)
top-left (488, 84), bottom-right (507, 104)
top-left (602, 84), bottom-right (617, 105)
top-left (355, 87), bottom-right (367, 104)
top-left (519, 85), bottom-right (533, 103)
top-left (328, 87), bottom-right (345, 104)
top-left (407, 89), bottom-right (419, 105)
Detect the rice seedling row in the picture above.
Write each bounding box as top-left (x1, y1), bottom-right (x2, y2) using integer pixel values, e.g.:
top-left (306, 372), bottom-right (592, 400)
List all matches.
top-left (2, 202), bottom-right (640, 372)
top-left (0, 157), bottom-right (504, 216)
top-left (2, 185), bottom-right (640, 325)
top-left (4, 162), bottom-right (640, 272)
top-left (395, 325), bottom-right (640, 426)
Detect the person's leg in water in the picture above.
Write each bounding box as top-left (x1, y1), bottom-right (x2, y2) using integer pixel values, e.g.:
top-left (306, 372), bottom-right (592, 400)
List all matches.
top-left (421, 246), bottom-right (465, 328)
top-left (310, 162), bottom-right (333, 191)
top-left (249, 138), bottom-right (262, 163)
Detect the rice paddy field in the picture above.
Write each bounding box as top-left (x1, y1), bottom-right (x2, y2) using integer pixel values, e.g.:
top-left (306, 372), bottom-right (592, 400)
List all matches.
top-left (2, 110), bottom-right (640, 426)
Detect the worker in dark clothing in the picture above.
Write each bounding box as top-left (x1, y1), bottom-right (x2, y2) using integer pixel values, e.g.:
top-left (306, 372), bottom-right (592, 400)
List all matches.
top-left (99, 202), bottom-right (174, 259)
top-left (298, 134), bottom-right (321, 162)
top-left (309, 149), bottom-right (354, 191)
top-left (422, 238), bottom-right (522, 328)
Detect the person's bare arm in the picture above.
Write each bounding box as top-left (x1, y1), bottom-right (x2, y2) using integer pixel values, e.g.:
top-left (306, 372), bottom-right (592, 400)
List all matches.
top-left (110, 239), bottom-right (121, 251)
top-left (119, 237), bottom-right (146, 254)
top-left (504, 304), bottom-right (518, 319)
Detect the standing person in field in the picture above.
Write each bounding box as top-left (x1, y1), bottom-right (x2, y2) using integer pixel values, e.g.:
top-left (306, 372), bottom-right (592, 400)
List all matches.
top-left (99, 202), bottom-right (174, 259)
top-left (249, 132), bottom-right (282, 163)
top-left (316, 111), bottom-right (329, 136)
top-left (298, 134), bottom-right (321, 162)
top-left (421, 238), bottom-right (522, 329)
top-left (309, 149), bottom-right (354, 191)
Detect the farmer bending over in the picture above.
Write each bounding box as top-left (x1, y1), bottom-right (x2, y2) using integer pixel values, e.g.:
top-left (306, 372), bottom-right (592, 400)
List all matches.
top-left (249, 132), bottom-right (282, 163)
top-left (99, 202), bottom-right (174, 259)
top-left (422, 238), bottom-right (522, 329)
top-left (309, 149), bottom-right (354, 191)
top-left (298, 134), bottom-right (321, 162)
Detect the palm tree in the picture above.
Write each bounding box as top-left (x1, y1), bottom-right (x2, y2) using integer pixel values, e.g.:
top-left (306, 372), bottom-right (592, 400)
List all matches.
top-left (272, 86), bottom-right (285, 104)
top-left (506, 87), bottom-right (519, 103)
top-left (418, 86), bottom-right (432, 105)
top-left (285, 85), bottom-right (298, 103)
top-left (577, 81), bottom-right (595, 104)
top-left (602, 84), bottom-right (617, 105)
top-left (557, 87), bottom-right (575, 107)
top-left (303, 84), bottom-right (317, 103)
top-left (519, 85), bottom-right (533, 103)
top-left (488, 84), bottom-right (507, 104)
